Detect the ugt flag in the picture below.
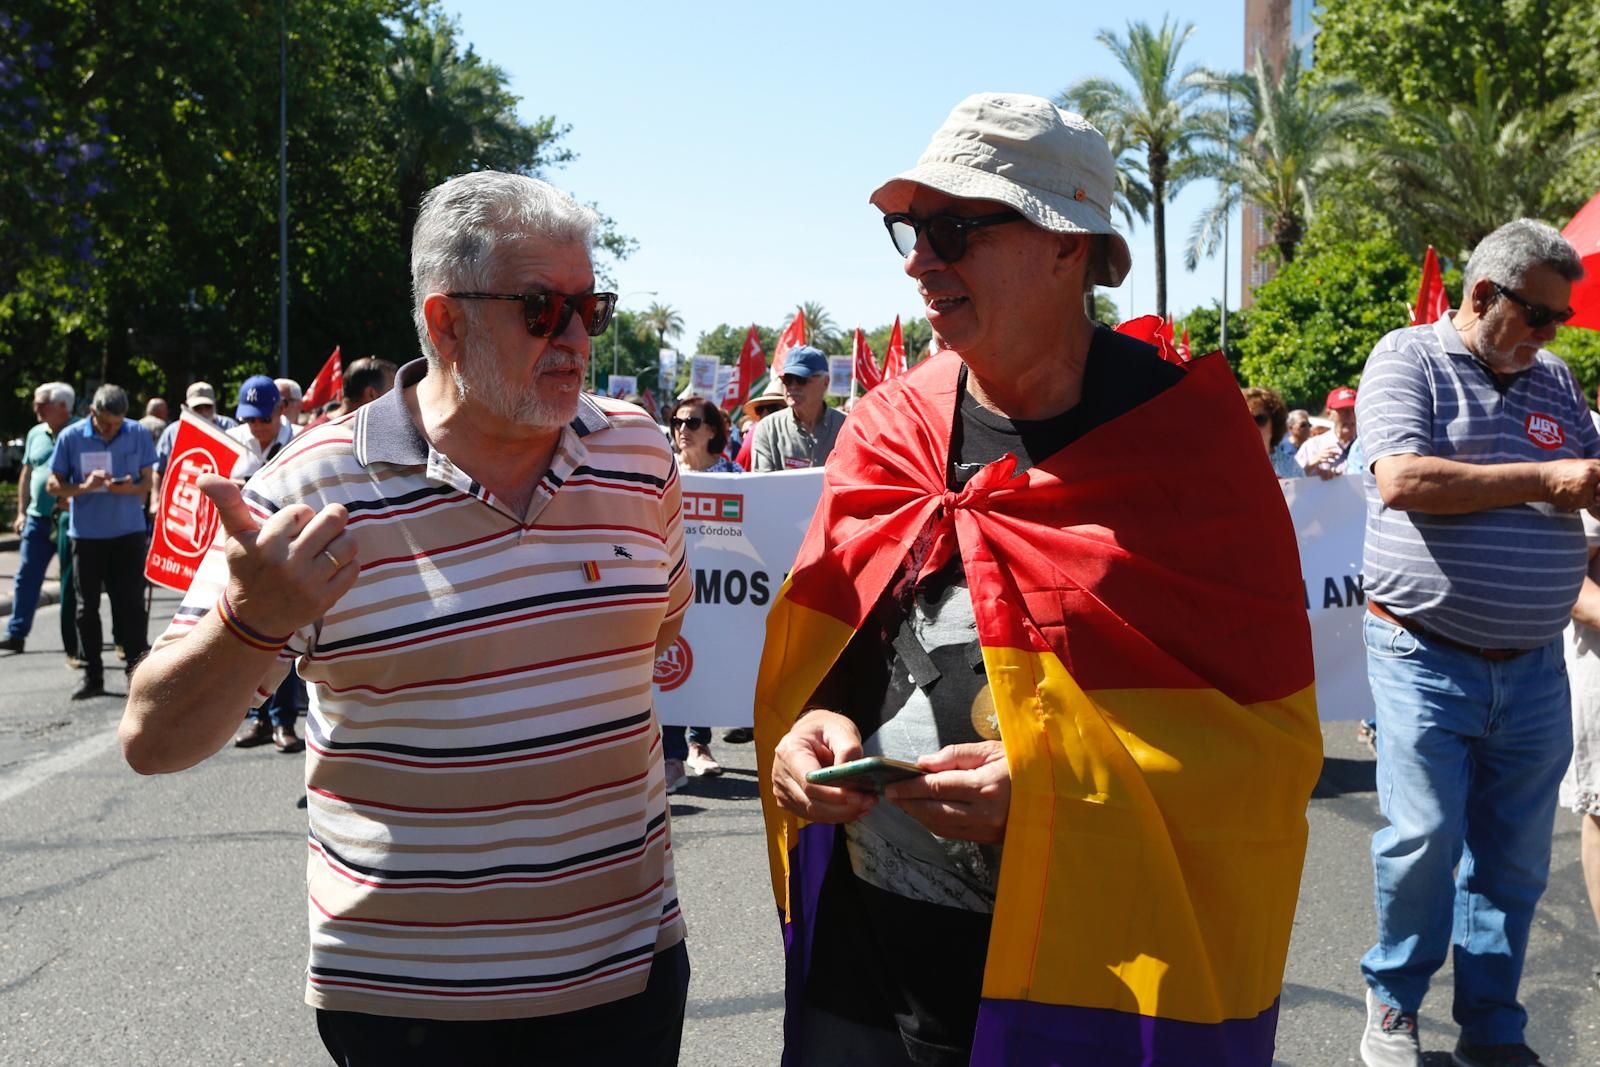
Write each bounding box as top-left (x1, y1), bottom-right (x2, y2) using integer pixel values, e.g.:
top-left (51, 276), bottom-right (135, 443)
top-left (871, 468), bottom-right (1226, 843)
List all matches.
top-left (303, 346), bottom-right (344, 412)
top-left (145, 412), bottom-right (247, 593)
top-left (771, 309), bottom-right (807, 377)
top-left (1410, 246), bottom-right (1449, 325)
top-left (852, 328), bottom-right (882, 393)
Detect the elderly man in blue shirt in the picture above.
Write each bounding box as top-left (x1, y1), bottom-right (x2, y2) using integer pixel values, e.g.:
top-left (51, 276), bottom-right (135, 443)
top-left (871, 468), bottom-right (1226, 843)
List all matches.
top-left (48, 383), bottom-right (157, 700)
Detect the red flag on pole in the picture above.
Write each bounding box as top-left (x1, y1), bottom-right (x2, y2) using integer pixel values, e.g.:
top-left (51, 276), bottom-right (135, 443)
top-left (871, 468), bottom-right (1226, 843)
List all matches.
top-left (1114, 315), bottom-right (1183, 365)
top-left (729, 325), bottom-right (766, 410)
top-left (1177, 326), bottom-right (1191, 362)
top-left (852, 328), bottom-right (883, 393)
top-left (303, 346), bottom-right (344, 411)
top-left (1562, 194), bottom-right (1600, 331)
top-left (1410, 246), bottom-right (1449, 325)
top-left (145, 412), bottom-right (248, 593)
top-left (882, 317), bottom-right (907, 380)
top-left (771, 309), bottom-right (807, 377)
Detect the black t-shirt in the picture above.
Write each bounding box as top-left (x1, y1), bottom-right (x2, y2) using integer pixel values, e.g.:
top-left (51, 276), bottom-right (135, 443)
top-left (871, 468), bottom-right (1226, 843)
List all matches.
top-left (803, 329), bottom-right (1183, 1064)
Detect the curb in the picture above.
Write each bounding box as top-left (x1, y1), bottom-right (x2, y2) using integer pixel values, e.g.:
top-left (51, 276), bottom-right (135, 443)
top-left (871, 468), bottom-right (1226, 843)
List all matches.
top-left (0, 579), bottom-right (62, 621)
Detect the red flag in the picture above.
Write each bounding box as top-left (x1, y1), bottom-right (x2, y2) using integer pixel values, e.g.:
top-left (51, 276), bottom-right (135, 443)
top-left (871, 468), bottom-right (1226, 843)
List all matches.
top-left (640, 388), bottom-right (661, 423)
top-left (1410, 246), bottom-right (1449, 325)
top-left (883, 317), bottom-right (907, 380)
top-left (729, 324), bottom-right (766, 410)
top-left (1177, 327), bottom-right (1192, 362)
top-left (145, 412), bottom-right (248, 593)
top-left (303, 346), bottom-right (344, 411)
top-left (853, 328), bottom-right (883, 393)
top-left (1562, 194), bottom-right (1600, 331)
top-left (771, 309), bottom-right (807, 377)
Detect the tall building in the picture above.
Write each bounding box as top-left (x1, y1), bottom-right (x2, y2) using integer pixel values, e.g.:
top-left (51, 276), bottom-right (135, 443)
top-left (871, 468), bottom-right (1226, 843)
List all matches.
top-left (1240, 0), bottom-right (1319, 305)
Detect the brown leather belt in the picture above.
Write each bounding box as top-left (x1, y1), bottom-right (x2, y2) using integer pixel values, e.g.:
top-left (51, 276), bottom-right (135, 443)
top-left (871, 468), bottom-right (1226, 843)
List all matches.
top-left (1367, 601), bottom-right (1531, 662)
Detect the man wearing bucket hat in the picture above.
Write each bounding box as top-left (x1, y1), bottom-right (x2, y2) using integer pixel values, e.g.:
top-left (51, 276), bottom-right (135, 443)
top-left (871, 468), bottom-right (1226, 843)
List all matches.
top-left (756, 93), bottom-right (1320, 1065)
top-left (749, 345), bottom-right (846, 473)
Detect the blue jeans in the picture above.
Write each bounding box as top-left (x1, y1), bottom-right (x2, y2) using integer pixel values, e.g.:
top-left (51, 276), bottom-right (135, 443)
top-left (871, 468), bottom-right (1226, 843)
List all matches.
top-left (1360, 612), bottom-right (1572, 1045)
top-left (662, 725), bottom-right (711, 761)
top-left (5, 514), bottom-right (54, 639)
top-left (247, 665), bottom-right (305, 729)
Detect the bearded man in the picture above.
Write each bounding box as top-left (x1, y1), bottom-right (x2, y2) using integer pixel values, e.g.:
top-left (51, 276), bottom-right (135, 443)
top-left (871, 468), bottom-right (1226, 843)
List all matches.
top-left (122, 171), bottom-right (693, 1065)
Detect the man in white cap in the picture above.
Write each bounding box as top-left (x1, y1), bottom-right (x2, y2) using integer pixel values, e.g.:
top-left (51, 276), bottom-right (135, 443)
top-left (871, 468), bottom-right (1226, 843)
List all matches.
top-left (152, 381), bottom-right (241, 513)
top-left (758, 93), bottom-right (1320, 1065)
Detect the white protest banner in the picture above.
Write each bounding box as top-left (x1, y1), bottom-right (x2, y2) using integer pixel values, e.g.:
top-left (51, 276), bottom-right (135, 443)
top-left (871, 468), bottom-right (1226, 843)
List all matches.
top-left (714, 364), bottom-right (734, 404)
top-left (654, 470), bottom-right (1374, 726)
top-left (689, 355), bottom-right (720, 398)
top-left (826, 356), bottom-right (853, 397)
top-left (658, 349), bottom-right (679, 392)
top-left (606, 374), bottom-right (637, 399)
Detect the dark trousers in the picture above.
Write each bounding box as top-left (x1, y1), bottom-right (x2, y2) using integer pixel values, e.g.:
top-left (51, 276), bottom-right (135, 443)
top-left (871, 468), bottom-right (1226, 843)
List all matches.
top-left (316, 941), bottom-right (690, 1066)
top-left (56, 515), bottom-right (79, 659)
top-left (71, 532), bottom-right (149, 678)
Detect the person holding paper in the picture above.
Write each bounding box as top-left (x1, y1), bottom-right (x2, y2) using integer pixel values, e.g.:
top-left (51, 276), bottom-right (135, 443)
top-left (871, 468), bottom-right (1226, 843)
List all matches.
top-left (47, 383), bottom-right (156, 699)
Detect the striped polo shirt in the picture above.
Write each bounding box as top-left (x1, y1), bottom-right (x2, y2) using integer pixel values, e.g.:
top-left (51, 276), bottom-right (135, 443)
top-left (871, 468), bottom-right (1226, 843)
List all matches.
top-left (1357, 314), bottom-right (1600, 648)
top-left (154, 358), bottom-right (691, 1020)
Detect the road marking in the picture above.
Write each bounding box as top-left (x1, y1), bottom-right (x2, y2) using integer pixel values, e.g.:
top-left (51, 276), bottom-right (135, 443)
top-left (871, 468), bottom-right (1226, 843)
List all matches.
top-left (0, 730), bottom-right (118, 805)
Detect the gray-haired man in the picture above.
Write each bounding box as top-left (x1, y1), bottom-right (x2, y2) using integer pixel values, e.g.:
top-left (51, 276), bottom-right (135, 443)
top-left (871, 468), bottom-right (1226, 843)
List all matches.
top-left (2, 382), bottom-right (77, 658)
top-left (1355, 219), bottom-right (1596, 1067)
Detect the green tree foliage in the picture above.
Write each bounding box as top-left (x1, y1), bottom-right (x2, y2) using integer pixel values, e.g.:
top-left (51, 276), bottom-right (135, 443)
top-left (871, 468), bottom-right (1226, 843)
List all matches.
top-left (1234, 216), bottom-right (1415, 408)
top-left (1181, 302), bottom-right (1248, 374)
top-left (798, 301), bottom-right (841, 351)
top-left (0, 0), bottom-right (603, 436)
top-left (695, 323), bottom-right (779, 363)
top-left (1060, 17), bottom-right (1222, 319)
top-left (1186, 46), bottom-right (1386, 269)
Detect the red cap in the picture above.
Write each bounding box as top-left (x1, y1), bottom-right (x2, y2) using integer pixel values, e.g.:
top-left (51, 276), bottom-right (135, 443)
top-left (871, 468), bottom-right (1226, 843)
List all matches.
top-left (1325, 386), bottom-right (1357, 410)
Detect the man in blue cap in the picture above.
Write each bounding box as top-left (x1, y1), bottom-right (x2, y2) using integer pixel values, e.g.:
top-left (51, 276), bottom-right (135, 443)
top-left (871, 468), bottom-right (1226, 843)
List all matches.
top-left (750, 345), bottom-right (846, 473)
top-left (225, 375), bottom-right (295, 482)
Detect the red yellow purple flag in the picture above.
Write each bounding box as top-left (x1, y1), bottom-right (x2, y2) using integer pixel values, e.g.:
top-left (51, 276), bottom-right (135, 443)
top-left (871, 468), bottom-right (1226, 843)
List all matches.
top-left (754, 349), bottom-right (1321, 1066)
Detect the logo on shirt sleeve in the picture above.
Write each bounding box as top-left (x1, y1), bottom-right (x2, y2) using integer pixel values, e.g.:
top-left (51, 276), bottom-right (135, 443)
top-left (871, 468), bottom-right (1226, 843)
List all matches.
top-left (1525, 412), bottom-right (1566, 450)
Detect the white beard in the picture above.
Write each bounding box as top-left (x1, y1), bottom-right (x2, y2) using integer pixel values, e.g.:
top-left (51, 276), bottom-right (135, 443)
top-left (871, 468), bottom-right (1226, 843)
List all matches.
top-left (454, 328), bottom-right (581, 428)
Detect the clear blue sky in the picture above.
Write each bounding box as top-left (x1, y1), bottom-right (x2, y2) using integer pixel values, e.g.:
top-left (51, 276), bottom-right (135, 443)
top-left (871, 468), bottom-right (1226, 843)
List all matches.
top-left (447, 0), bottom-right (1247, 351)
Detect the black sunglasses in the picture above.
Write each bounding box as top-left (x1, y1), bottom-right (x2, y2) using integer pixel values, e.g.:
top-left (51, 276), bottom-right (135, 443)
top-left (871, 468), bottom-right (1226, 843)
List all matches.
top-left (882, 210), bottom-right (1024, 262)
top-left (1493, 282), bottom-right (1574, 330)
top-left (1252, 412), bottom-right (1271, 427)
top-left (669, 416), bottom-right (705, 431)
top-left (446, 290), bottom-right (618, 338)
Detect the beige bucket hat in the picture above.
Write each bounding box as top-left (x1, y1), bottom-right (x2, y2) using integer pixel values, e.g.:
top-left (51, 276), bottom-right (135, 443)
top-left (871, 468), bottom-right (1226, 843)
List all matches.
top-left (869, 92), bottom-right (1132, 287)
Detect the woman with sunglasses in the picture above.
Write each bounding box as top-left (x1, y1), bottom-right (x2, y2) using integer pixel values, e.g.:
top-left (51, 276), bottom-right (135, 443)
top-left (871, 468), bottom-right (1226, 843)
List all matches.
top-left (1243, 386), bottom-right (1306, 479)
top-left (660, 398), bottom-right (741, 787)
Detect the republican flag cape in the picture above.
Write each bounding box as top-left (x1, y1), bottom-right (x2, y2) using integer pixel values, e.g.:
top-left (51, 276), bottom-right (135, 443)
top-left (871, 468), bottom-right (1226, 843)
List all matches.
top-left (852, 327), bottom-right (883, 392)
top-left (882, 315), bottom-right (907, 379)
top-left (754, 348), bottom-right (1321, 1066)
top-left (303, 346), bottom-right (343, 411)
top-left (1411, 246), bottom-right (1449, 325)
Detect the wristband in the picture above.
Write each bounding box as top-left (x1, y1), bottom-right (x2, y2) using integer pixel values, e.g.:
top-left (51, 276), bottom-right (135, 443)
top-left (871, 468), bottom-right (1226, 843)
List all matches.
top-left (216, 590), bottom-right (292, 653)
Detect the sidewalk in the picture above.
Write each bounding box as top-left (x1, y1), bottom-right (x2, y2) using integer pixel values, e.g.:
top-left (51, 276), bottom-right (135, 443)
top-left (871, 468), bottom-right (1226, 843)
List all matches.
top-left (0, 533), bottom-right (63, 620)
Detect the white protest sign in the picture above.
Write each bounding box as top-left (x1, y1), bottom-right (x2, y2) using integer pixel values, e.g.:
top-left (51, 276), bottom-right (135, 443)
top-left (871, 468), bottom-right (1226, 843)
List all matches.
top-left (826, 356), bottom-right (853, 397)
top-left (689, 355), bottom-right (720, 398)
top-left (653, 470), bottom-right (1375, 727)
top-left (606, 374), bottom-right (637, 399)
top-left (715, 365), bottom-right (734, 403)
top-left (658, 349), bottom-right (679, 392)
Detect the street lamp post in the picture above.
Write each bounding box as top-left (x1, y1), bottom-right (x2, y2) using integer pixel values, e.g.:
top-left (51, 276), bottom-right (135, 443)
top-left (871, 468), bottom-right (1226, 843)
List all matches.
top-left (607, 289), bottom-right (657, 394)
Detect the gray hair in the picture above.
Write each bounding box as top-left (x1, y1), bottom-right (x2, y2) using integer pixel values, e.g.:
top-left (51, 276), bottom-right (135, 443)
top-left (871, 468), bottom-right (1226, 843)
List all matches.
top-left (34, 381), bottom-right (74, 408)
top-left (1286, 408), bottom-right (1310, 428)
top-left (274, 378), bottom-right (303, 401)
top-left (92, 383), bottom-right (129, 416)
top-left (410, 171), bottom-right (600, 363)
top-left (1463, 218), bottom-right (1584, 294)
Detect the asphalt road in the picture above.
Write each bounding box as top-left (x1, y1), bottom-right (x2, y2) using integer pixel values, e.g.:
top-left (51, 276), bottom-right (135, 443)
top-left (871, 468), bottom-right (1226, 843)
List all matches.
top-left (1, 590), bottom-right (1596, 1065)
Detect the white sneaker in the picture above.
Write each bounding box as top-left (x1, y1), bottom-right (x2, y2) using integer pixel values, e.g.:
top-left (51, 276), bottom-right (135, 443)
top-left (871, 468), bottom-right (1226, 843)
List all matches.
top-left (685, 742), bottom-right (723, 777)
top-left (663, 758), bottom-right (688, 793)
top-left (1360, 987), bottom-right (1421, 1067)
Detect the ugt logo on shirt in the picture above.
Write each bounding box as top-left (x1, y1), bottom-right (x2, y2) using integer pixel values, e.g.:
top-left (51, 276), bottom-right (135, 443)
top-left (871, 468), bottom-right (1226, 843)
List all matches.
top-left (1524, 412), bottom-right (1565, 450)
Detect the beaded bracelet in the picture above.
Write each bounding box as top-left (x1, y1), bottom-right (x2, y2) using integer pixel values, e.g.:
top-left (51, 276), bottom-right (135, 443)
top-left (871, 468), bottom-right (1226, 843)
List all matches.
top-left (215, 590), bottom-right (293, 653)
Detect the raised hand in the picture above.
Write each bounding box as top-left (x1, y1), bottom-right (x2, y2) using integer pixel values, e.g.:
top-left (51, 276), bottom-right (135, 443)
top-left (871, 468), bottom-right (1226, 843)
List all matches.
top-left (198, 473), bottom-right (360, 638)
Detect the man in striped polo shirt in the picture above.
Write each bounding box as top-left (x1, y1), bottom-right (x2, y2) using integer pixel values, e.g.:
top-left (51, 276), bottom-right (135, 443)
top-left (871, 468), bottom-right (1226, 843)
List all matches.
top-left (121, 172), bottom-right (692, 1065)
top-left (1355, 219), bottom-right (1597, 1067)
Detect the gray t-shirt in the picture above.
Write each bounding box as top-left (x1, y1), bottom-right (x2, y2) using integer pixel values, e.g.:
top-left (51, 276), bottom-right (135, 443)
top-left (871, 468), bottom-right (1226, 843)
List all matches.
top-left (1357, 314), bottom-right (1600, 648)
top-left (750, 405), bottom-right (845, 472)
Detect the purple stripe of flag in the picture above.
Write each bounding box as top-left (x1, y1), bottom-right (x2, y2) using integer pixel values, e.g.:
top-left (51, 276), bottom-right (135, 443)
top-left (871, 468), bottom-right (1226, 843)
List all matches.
top-left (972, 995), bottom-right (1280, 1067)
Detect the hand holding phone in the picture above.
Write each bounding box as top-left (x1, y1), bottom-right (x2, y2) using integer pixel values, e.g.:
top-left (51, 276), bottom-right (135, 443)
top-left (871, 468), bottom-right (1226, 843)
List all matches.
top-left (806, 756), bottom-right (926, 793)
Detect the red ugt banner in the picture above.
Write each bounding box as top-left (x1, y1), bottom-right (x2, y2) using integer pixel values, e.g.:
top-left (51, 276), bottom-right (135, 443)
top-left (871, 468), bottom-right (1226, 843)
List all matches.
top-left (145, 412), bottom-right (247, 593)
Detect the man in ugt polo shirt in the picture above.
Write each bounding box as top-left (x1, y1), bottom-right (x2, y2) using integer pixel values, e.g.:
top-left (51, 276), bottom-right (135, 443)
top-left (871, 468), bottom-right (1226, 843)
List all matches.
top-left (1354, 219), bottom-right (1599, 1067)
top-left (47, 383), bottom-right (156, 700)
top-left (121, 171), bottom-right (692, 1065)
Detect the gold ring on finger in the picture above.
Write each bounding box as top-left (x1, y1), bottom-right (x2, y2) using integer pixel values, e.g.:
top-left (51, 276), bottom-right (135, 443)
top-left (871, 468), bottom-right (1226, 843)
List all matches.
top-left (322, 550), bottom-right (342, 569)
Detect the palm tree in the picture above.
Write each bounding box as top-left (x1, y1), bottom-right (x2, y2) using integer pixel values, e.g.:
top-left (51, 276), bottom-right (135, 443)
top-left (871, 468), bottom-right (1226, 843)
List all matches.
top-left (1370, 69), bottom-right (1599, 261)
top-left (1104, 122), bottom-right (1153, 230)
top-left (1184, 47), bottom-right (1387, 270)
top-left (1061, 17), bottom-right (1222, 318)
top-left (799, 301), bottom-right (839, 350)
top-left (639, 301), bottom-right (684, 349)
top-left (385, 16), bottom-right (570, 253)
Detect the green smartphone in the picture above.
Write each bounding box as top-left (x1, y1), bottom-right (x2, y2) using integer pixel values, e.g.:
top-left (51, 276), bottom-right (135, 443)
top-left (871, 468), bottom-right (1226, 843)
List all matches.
top-left (805, 756), bottom-right (926, 793)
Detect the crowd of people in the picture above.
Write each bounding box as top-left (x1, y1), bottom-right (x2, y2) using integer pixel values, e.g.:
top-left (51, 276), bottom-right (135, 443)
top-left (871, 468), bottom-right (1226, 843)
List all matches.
top-left (4, 90), bottom-right (1599, 1067)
